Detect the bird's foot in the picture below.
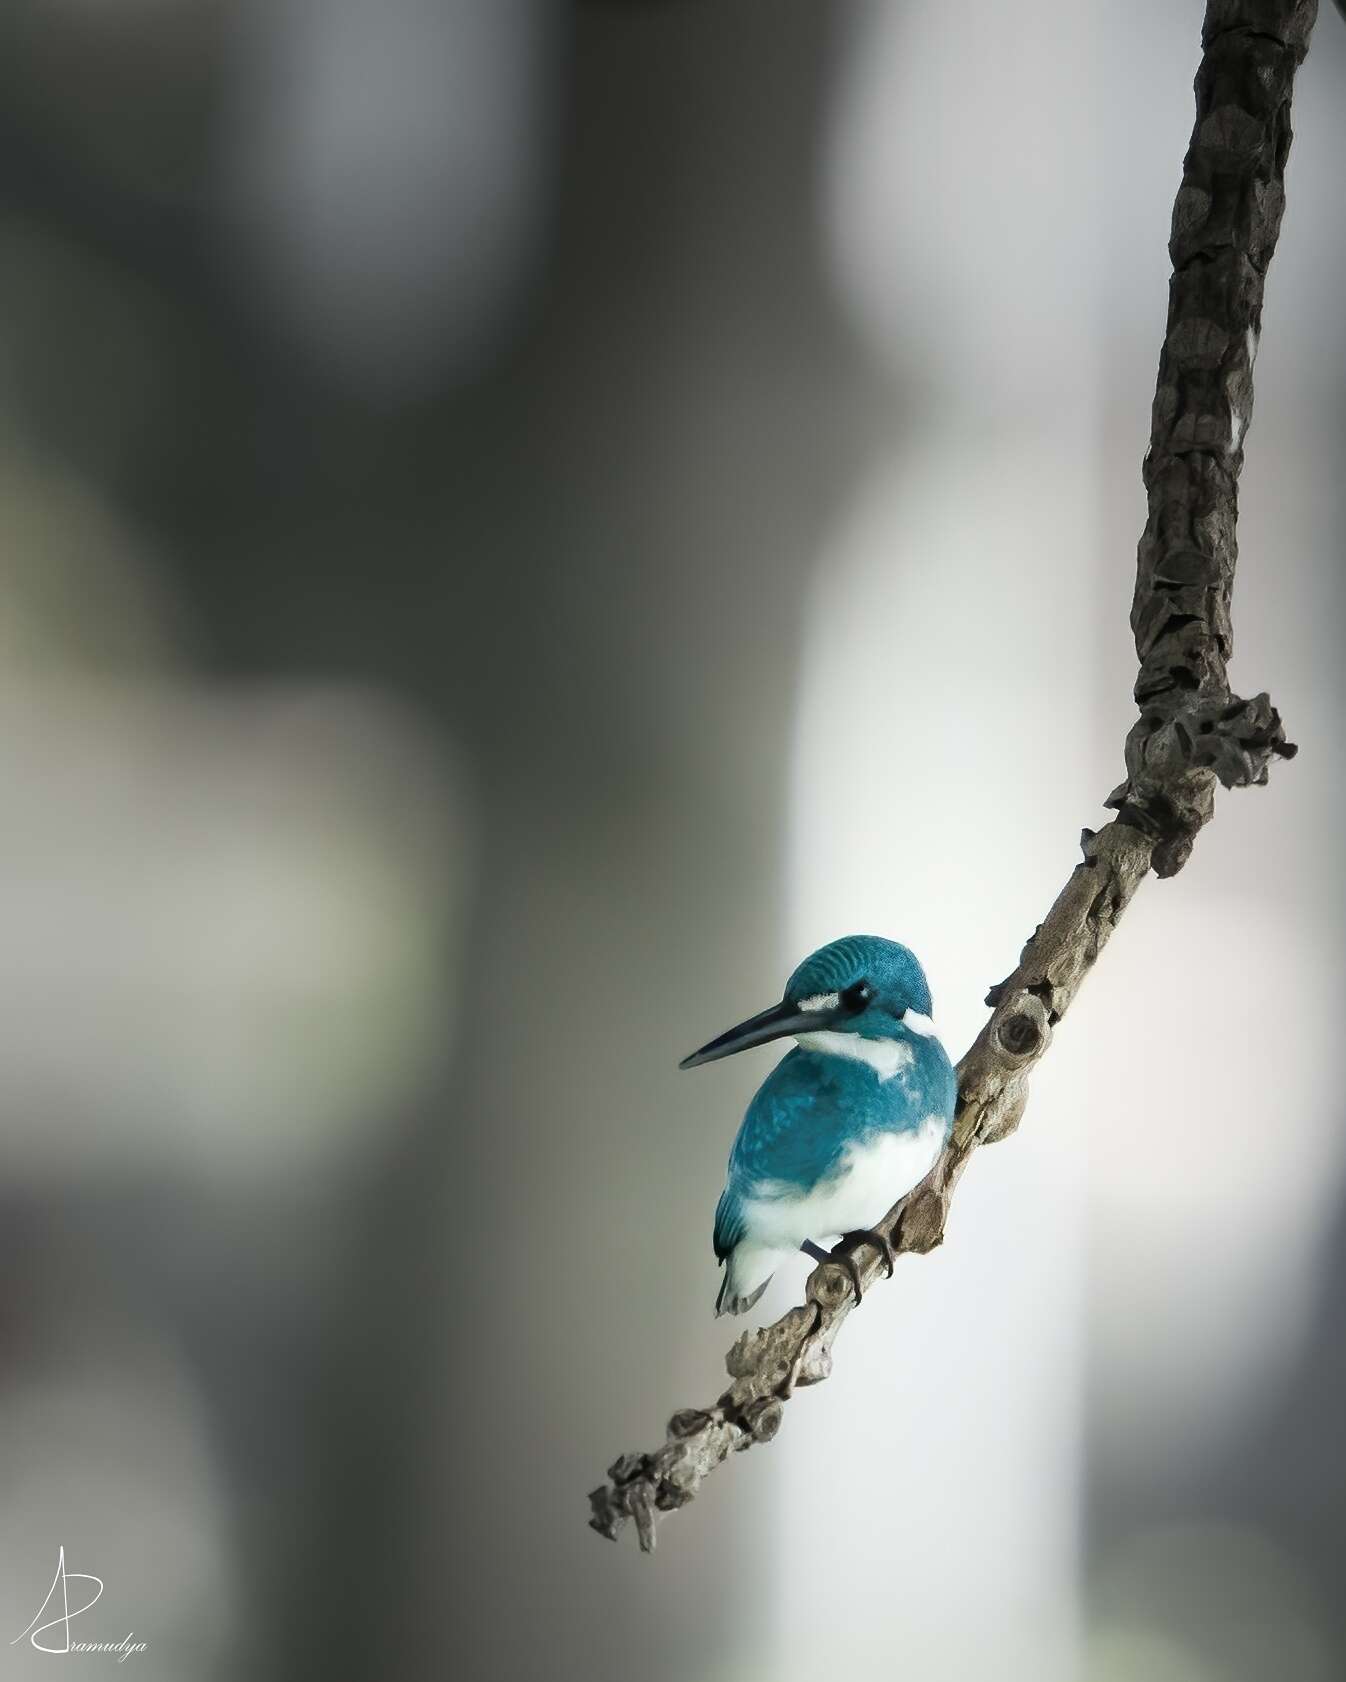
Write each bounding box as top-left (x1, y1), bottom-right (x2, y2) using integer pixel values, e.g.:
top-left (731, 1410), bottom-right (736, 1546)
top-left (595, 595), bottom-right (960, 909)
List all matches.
top-left (801, 1228), bottom-right (895, 1306)
top-left (839, 1227), bottom-right (897, 1286)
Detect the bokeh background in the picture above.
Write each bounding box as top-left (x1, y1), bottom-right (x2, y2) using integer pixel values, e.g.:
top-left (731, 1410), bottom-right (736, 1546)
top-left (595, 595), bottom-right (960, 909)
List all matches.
top-left (0, 3), bottom-right (1343, 1680)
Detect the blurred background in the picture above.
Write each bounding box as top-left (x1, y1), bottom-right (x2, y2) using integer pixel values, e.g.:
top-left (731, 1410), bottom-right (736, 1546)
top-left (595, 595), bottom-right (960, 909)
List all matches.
top-left (0, 2), bottom-right (1342, 1679)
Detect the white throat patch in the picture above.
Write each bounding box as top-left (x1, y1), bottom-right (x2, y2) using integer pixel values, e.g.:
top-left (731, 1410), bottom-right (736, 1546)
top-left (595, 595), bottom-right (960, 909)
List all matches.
top-left (795, 1030), bottom-right (913, 1080)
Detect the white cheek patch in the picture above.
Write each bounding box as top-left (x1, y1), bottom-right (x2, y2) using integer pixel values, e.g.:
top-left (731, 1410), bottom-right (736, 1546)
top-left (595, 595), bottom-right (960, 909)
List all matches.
top-left (797, 992), bottom-right (840, 1014)
top-left (902, 1009), bottom-right (937, 1037)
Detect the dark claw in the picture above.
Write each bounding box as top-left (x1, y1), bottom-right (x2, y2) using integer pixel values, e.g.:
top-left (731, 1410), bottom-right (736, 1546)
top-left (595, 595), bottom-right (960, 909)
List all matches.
top-left (837, 1227), bottom-right (897, 1295)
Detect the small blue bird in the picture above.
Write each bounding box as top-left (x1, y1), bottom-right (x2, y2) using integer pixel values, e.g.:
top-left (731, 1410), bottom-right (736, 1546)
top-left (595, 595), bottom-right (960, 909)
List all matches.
top-left (681, 935), bottom-right (957, 1316)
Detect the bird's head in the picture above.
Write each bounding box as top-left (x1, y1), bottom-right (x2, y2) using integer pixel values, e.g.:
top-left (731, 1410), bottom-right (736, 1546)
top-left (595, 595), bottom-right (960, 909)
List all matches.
top-left (679, 935), bottom-right (934, 1069)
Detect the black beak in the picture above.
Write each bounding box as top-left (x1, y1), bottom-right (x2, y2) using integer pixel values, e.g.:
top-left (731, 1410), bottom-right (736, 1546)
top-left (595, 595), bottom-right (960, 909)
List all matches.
top-left (679, 999), bottom-right (838, 1069)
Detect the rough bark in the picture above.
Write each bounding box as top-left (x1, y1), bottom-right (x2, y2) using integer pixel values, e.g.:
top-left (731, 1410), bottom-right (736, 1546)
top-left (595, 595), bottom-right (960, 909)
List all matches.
top-left (589, 0), bottom-right (1315, 1552)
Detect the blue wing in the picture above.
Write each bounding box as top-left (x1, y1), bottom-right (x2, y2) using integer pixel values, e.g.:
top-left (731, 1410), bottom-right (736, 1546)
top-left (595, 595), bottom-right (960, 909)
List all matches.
top-left (712, 1184), bottom-right (745, 1261)
top-left (729, 1049), bottom-right (866, 1193)
top-left (722, 1040), bottom-right (956, 1202)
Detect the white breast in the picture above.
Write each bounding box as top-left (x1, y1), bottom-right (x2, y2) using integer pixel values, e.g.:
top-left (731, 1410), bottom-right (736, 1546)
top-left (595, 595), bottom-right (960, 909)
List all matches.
top-left (741, 1115), bottom-right (947, 1250)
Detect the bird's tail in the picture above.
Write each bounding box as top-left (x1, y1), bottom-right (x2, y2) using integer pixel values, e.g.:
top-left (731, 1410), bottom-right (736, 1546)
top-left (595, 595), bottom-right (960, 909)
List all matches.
top-left (715, 1245), bottom-right (775, 1317)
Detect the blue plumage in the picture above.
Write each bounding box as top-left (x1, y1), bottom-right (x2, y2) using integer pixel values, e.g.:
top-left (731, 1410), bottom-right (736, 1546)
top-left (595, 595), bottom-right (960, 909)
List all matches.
top-left (682, 935), bottom-right (957, 1316)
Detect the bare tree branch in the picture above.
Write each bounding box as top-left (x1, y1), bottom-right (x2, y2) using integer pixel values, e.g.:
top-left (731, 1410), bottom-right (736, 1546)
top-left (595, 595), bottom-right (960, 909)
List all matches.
top-left (589, 0), bottom-right (1316, 1553)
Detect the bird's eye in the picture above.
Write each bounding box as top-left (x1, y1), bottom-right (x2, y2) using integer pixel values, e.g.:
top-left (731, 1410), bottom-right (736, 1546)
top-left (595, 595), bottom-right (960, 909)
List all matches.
top-left (840, 981), bottom-right (873, 1014)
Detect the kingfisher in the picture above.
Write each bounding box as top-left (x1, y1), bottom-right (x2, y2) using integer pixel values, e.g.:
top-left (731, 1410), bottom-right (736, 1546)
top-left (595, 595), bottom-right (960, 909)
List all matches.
top-left (681, 935), bottom-right (957, 1316)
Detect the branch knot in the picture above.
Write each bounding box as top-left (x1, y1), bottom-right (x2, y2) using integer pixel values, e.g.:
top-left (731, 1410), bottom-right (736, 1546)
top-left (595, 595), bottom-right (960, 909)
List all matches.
top-left (1108, 691), bottom-right (1295, 874)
